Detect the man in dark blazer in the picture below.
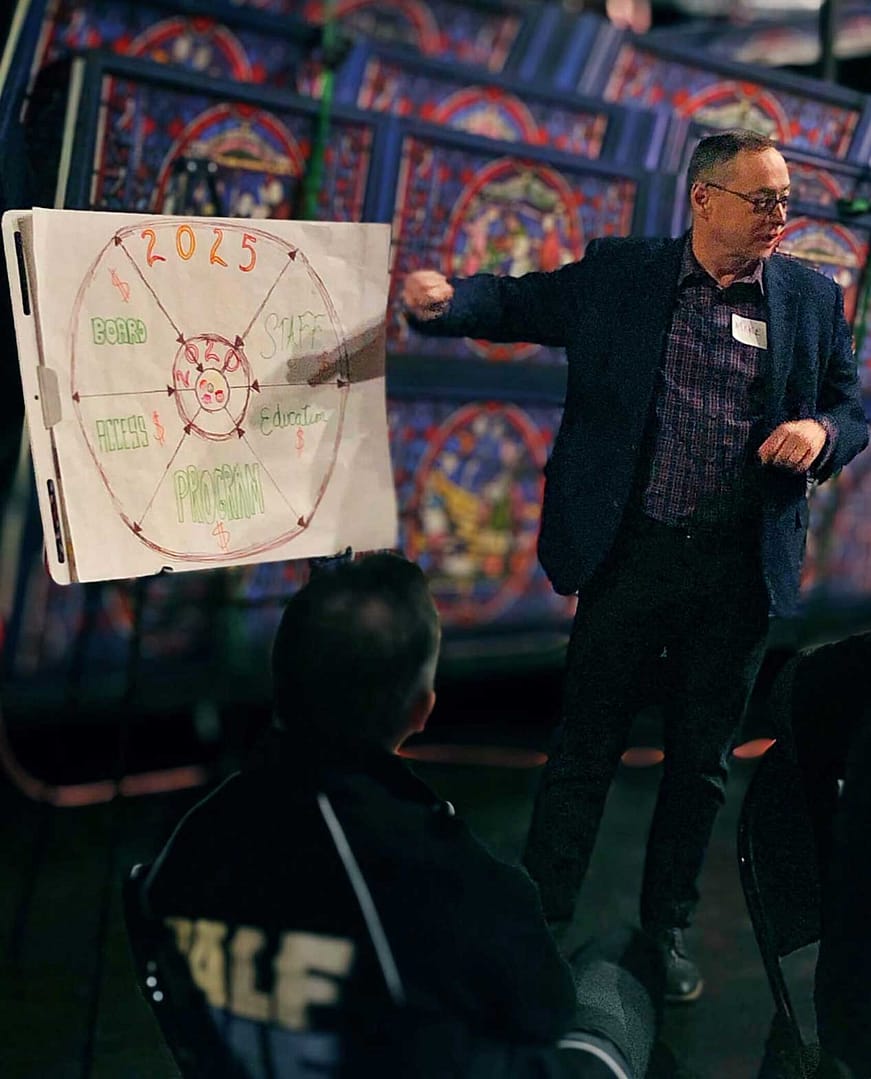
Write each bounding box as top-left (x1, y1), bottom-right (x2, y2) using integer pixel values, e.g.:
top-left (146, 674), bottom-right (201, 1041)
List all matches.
top-left (401, 129), bottom-right (868, 1003)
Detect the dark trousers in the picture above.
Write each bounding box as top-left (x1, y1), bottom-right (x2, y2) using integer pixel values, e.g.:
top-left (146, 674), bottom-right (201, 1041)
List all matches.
top-left (524, 512), bottom-right (770, 929)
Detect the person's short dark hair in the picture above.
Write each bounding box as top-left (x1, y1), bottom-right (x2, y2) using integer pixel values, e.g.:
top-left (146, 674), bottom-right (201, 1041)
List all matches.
top-left (271, 552), bottom-right (440, 745)
top-left (687, 128), bottom-right (780, 193)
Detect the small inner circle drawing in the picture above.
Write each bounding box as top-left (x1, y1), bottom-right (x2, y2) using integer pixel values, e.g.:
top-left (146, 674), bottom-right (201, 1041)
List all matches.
top-left (196, 368), bottom-right (230, 412)
top-left (171, 333), bottom-right (251, 439)
top-left (171, 333), bottom-right (251, 438)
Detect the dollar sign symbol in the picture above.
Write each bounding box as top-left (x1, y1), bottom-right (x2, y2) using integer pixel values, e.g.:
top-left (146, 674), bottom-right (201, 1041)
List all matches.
top-left (212, 521), bottom-right (230, 552)
top-left (152, 411), bottom-right (166, 445)
top-left (296, 427), bottom-right (304, 456)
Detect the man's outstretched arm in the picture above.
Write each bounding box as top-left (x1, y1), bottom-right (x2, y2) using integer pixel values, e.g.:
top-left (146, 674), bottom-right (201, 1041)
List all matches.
top-left (400, 260), bottom-right (590, 349)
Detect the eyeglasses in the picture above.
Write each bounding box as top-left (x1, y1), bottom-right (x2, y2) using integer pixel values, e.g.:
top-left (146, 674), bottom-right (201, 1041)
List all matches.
top-left (705, 182), bottom-right (790, 216)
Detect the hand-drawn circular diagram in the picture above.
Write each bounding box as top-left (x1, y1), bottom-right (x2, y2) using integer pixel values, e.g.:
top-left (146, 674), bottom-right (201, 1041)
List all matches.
top-left (406, 403), bottom-right (547, 622)
top-left (69, 218), bottom-right (350, 564)
top-left (442, 160), bottom-right (584, 362)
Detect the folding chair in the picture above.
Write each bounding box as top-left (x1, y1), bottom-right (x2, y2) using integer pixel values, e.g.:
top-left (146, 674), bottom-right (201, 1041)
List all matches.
top-left (122, 861), bottom-right (252, 1078)
top-left (737, 739), bottom-right (837, 1079)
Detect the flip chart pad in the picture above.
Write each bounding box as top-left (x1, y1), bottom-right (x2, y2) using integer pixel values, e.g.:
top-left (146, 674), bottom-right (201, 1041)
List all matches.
top-left (3, 209), bottom-right (397, 583)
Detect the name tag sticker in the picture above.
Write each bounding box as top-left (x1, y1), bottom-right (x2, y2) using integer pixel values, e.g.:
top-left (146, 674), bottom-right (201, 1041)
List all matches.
top-left (732, 314), bottom-right (768, 349)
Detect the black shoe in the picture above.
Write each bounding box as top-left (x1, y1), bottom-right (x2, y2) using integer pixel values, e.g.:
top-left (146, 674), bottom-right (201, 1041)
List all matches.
top-left (650, 928), bottom-right (703, 1004)
top-left (757, 1039), bottom-right (854, 1079)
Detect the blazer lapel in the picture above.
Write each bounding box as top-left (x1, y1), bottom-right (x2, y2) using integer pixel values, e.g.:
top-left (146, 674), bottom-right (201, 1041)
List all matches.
top-left (638, 236), bottom-right (685, 351)
top-left (610, 236), bottom-right (685, 391)
top-left (762, 256), bottom-right (798, 420)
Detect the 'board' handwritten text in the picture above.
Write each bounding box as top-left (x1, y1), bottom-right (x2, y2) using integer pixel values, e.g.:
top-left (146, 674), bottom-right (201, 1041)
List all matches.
top-left (91, 317), bottom-right (147, 345)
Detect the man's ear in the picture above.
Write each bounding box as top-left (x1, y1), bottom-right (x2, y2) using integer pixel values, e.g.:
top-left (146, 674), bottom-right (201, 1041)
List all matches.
top-left (408, 689), bottom-right (436, 735)
top-left (690, 182), bottom-right (710, 218)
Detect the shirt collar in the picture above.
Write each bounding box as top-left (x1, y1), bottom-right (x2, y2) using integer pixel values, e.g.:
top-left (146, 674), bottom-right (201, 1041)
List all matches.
top-left (680, 233), bottom-right (765, 295)
top-left (249, 724), bottom-right (445, 809)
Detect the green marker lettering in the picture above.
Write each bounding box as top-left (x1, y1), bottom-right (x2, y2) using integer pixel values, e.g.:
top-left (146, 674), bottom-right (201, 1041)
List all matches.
top-left (174, 463), bottom-right (267, 525)
top-left (91, 317), bottom-right (147, 345)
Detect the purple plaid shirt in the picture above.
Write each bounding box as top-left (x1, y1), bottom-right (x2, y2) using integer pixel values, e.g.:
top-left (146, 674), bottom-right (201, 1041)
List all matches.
top-left (643, 239), bottom-right (768, 527)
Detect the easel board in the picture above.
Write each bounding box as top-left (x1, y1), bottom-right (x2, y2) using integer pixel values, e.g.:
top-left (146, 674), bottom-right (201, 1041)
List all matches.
top-left (3, 207), bottom-right (397, 583)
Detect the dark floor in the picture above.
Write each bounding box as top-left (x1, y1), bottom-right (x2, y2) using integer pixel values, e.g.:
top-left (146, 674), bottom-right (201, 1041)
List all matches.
top-left (0, 702), bottom-right (815, 1079)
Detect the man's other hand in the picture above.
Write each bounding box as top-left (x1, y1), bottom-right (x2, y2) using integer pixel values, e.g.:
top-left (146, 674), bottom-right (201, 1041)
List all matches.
top-left (758, 419), bottom-right (827, 472)
top-left (401, 270), bottom-right (454, 321)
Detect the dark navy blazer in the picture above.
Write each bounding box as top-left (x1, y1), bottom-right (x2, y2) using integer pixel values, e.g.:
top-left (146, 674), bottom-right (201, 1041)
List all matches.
top-left (412, 234), bottom-right (868, 616)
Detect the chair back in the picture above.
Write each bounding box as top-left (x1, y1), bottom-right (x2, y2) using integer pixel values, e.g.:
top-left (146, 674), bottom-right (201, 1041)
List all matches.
top-left (738, 739), bottom-right (827, 1069)
top-left (123, 862), bottom-right (251, 1077)
top-left (738, 740), bottom-right (822, 960)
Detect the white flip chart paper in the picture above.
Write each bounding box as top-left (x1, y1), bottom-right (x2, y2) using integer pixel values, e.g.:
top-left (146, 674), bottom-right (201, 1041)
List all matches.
top-left (3, 208), bottom-right (397, 583)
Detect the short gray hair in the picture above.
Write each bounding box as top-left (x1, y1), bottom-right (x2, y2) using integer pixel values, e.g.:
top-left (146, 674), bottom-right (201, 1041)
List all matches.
top-left (272, 552), bottom-right (441, 745)
top-left (687, 129), bottom-right (779, 193)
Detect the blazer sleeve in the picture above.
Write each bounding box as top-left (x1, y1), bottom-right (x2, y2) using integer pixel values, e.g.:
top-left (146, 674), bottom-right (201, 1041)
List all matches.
top-left (406, 240), bottom-right (606, 348)
top-left (815, 283), bottom-right (869, 483)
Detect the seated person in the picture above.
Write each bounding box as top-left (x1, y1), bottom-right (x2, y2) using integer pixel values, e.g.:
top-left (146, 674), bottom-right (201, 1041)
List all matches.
top-left (765, 631), bottom-right (871, 1079)
top-left (137, 552), bottom-right (664, 1077)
